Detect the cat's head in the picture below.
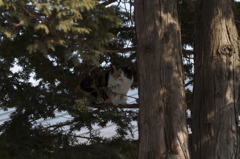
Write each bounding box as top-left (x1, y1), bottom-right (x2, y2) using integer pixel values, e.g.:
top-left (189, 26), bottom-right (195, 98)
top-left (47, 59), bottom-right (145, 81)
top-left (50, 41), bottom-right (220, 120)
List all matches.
top-left (110, 65), bottom-right (133, 81)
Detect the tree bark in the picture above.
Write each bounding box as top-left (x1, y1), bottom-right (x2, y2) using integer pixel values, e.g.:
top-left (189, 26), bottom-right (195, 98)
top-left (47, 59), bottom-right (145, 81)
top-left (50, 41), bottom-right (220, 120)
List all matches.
top-left (135, 0), bottom-right (190, 158)
top-left (192, 0), bottom-right (240, 158)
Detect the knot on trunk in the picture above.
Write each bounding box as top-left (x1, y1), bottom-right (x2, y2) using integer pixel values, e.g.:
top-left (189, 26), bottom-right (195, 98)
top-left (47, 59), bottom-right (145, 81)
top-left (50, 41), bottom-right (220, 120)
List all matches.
top-left (218, 44), bottom-right (234, 56)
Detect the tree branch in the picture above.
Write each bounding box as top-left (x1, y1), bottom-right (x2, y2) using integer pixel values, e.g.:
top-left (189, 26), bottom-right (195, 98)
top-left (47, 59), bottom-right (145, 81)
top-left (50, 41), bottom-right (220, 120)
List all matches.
top-left (106, 47), bottom-right (193, 54)
top-left (100, 0), bottom-right (117, 6)
top-left (106, 47), bottom-right (136, 53)
top-left (185, 79), bottom-right (193, 87)
top-left (45, 120), bottom-right (75, 132)
top-left (183, 49), bottom-right (194, 55)
top-left (89, 103), bottom-right (139, 108)
top-left (114, 26), bottom-right (135, 32)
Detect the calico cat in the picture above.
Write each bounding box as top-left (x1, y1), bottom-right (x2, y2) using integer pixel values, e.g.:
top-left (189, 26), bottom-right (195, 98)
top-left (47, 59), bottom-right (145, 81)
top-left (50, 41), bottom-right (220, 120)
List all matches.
top-left (80, 66), bottom-right (133, 106)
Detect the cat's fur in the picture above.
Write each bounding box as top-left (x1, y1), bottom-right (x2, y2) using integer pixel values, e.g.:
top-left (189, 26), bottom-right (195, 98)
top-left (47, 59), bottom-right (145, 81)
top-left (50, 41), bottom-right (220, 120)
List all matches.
top-left (80, 66), bottom-right (133, 105)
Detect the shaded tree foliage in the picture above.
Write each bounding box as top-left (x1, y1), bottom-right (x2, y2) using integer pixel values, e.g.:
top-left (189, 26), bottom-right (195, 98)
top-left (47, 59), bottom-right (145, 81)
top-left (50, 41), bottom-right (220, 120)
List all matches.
top-left (0, 0), bottom-right (137, 158)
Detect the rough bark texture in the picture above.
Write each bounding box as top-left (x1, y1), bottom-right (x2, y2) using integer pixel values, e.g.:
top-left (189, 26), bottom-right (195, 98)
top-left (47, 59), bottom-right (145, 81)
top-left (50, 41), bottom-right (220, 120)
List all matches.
top-left (135, 0), bottom-right (190, 158)
top-left (192, 0), bottom-right (240, 158)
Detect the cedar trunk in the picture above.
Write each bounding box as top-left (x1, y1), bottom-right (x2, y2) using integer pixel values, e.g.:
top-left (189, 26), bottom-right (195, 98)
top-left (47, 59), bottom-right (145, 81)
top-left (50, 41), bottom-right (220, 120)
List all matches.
top-left (192, 0), bottom-right (240, 158)
top-left (135, 0), bottom-right (190, 158)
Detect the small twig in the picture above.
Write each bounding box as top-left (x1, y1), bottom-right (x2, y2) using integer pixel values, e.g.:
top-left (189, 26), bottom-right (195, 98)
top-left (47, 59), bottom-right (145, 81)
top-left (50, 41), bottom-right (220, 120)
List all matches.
top-left (71, 135), bottom-right (93, 139)
top-left (183, 49), bottom-right (194, 55)
top-left (101, 0), bottom-right (117, 6)
top-left (106, 47), bottom-right (136, 54)
top-left (185, 80), bottom-right (193, 87)
top-left (44, 120), bottom-right (75, 132)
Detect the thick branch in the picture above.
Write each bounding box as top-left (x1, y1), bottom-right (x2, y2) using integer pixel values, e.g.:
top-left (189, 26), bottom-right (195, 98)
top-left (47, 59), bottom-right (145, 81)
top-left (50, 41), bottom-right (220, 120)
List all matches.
top-left (107, 47), bottom-right (192, 54)
top-left (89, 103), bottom-right (139, 108)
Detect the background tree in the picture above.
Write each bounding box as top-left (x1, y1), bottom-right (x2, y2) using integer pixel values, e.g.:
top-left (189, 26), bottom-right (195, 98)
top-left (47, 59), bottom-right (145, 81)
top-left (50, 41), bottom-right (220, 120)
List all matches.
top-left (135, 0), bottom-right (190, 158)
top-left (192, 0), bottom-right (240, 158)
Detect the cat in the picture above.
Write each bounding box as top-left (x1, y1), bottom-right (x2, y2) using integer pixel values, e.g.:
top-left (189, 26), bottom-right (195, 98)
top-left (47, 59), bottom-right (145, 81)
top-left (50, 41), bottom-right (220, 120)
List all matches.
top-left (80, 66), bottom-right (134, 106)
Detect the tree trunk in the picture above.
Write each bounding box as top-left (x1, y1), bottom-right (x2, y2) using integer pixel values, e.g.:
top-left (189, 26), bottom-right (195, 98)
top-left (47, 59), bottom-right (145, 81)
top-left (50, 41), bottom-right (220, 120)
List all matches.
top-left (192, 0), bottom-right (240, 158)
top-left (135, 0), bottom-right (190, 158)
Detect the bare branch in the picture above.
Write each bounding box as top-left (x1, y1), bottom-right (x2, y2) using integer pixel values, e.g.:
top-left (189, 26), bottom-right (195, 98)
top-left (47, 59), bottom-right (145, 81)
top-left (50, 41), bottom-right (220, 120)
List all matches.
top-left (106, 47), bottom-right (136, 54)
top-left (89, 103), bottom-right (139, 108)
top-left (185, 79), bottom-right (193, 87)
top-left (183, 49), bottom-right (194, 55)
top-left (115, 26), bottom-right (135, 32)
top-left (100, 0), bottom-right (117, 6)
top-left (107, 47), bottom-right (193, 55)
top-left (45, 120), bottom-right (75, 132)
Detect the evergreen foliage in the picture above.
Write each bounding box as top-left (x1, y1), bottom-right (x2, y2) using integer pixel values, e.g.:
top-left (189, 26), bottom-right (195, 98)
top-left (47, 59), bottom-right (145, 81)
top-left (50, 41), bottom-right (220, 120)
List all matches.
top-left (0, 0), bottom-right (137, 158)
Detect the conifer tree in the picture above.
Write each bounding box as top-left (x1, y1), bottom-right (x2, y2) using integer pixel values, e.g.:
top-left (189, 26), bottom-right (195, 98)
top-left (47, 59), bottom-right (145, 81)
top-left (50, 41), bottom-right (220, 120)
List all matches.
top-left (192, 0), bottom-right (240, 158)
top-left (0, 0), bottom-right (137, 158)
top-left (135, 0), bottom-right (190, 158)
